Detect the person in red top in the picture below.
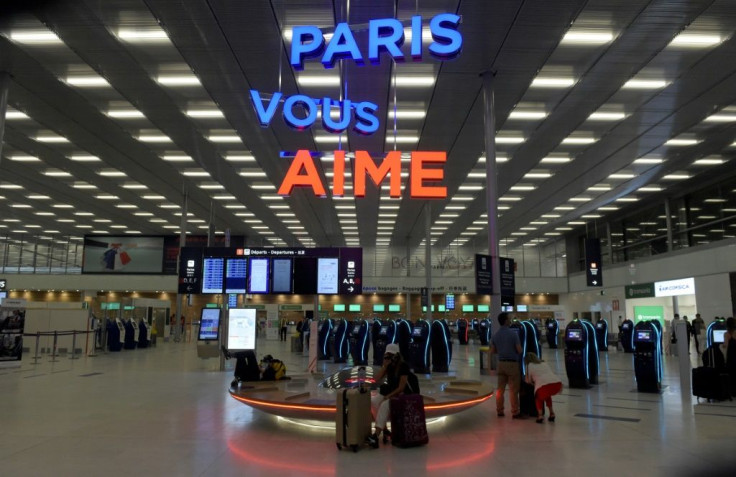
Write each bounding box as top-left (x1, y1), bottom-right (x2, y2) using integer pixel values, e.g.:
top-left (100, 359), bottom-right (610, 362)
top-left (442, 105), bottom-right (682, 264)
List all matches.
top-left (524, 352), bottom-right (563, 423)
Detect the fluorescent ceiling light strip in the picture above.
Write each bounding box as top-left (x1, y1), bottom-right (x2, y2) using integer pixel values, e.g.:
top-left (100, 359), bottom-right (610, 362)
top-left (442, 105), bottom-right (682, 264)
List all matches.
top-left (623, 79), bottom-right (668, 89)
top-left (65, 76), bottom-right (110, 87)
top-left (69, 155), bottom-right (100, 162)
top-left (186, 110), bottom-right (224, 118)
top-left (207, 135), bottom-right (241, 143)
top-left (10, 31), bottom-right (62, 44)
top-left (117, 29), bottom-right (169, 42)
top-left (297, 76), bottom-right (341, 86)
top-left (562, 137), bottom-right (596, 144)
top-left (6, 111), bottom-right (29, 120)
top-left (588, 112), bottom-right (626, 121)
top-left (530, 77), bottom-right (575, 88)
top-left (156, 75), bottom-right (200, 86)
top-left (670, 33), bottom-right (722, 47)
top-left (665, 139), bottom-right (699, 146)
top-left (394, 76), bottom-right (435, 87)
top-left (9, 155), bottom-right (40, 162)
top-left (561, 31), bottom-right (614, 45)
top-left (36, 135), bottom-right (69, 143)
top-left (388, 110), bottom-right (426, 119)
top-left (508, 111), bottom-right (547, 120)
top-left (107, 110), bottom-right (145, 118)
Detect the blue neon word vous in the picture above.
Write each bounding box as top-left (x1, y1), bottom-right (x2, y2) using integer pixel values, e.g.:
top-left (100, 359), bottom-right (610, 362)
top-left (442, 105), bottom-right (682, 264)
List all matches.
top-left (290, 13), bottom-right (462, 70)
top-left (249, 91), bottom-right (379, 135)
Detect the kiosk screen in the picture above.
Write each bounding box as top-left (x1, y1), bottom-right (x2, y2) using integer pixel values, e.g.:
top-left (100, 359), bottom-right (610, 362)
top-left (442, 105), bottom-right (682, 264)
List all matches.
top-left (379, 326), bottom-right (388, 335)
top-left (622, 323), bottom-right (630, 329)
top-left (713, 329), bottom-right (727, 343)
top-left (198, 308), bottom-right (221, 341)
top-left (353, 325), bottom-right (361, 334)
top-left (412, 327), bottom-right (423, 337)
top-left (597, 322), bottom-right (604, 329)
top-left (227, 308), bottom-right (257, 351)
top-left (567, 329), bottom-right (582, 341)
top-left (636, 330), bottom-right (652, 341)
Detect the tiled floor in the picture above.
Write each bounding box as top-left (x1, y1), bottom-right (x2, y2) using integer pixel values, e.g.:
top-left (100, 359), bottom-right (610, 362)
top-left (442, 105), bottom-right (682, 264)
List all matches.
top-left (2, 335), bottom-right (734, 476)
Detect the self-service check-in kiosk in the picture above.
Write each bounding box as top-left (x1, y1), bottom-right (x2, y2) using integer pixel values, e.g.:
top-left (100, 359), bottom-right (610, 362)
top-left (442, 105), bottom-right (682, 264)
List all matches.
top-left (137, 319), bottom-right (150, 348)
top-left (370, 319), bottom-right (382, 362)
top-left (478, 319), bottom-right (491, 346)
top-left (651, 319), bottom-right (663, 351)
top-left (546, 318), bottom-right (559, 349)
top-left (395, 319), bottom-right (412, 359)
top-left (318, 319), bottom-right (333, 360)
top-left (123, 319), bottom-right (137, 350)
top-left (510, 320), bottom-right (527, 374)
top-left (522, 320), bottom-right (541, 359)
top-left (331, 318), bottom-right (349, 364)
top-left (431, 320), bottom-right (452, 373)
top-left (581, 320), bottom-right (599, 384)
top-left (620, 319), bottom-right (634, 353)
top-left (373, 320), bottom-right (397, 365)
top-left (408, 319), bottom-right (431, 374)
top-left (349, 319), bottom-right (369, 365)
top-left (633, 320), bottom-right (663, 393)
top-left (707, 318), bottom-right (727, 349)
top-left (564, 320), bottom-right (598, 388)
top-left (457, 318), bottom-right (469, 345)
top-left (107, 318), bottom-right (122, 352)
top-left (595, 319), bottom-right (609, 351)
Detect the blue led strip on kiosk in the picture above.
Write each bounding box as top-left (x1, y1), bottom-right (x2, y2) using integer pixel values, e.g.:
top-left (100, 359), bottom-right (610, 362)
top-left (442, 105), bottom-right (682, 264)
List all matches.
top-left (581, 321), bottom-right (598, 380)
top-left (338, 319), bottom-right (348, 359)
top-left (442, 321), bottom-right (451, 370)
top-left (322, 320), bottom-right (333, 357)
top-left (360, 323), bottom-right (368, 362)
top-left (420, 319), bottom-right (432, 367)
top-left (652, 322), bottom-right (663, 382)
top-left (706, 321), bottom-right (716, 349)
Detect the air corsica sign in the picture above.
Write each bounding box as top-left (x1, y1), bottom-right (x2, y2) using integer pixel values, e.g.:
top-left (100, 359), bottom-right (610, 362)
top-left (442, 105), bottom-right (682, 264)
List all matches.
top-left (250, 14), bottom-right (462, 199)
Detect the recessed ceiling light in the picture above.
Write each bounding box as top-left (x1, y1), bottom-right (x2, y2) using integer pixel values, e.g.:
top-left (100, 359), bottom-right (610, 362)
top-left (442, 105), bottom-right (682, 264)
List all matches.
top-left (562, 137), bottom-right (596, 145)
top-left (569, 197), bottom-right (591, 202)
top-left (98, 170), bottom-right (127, 177)
top-left (508, 110), bottom-right (547, 120)
top-left (239, 171), bottom-right (267, 177)
top-left (44, 170), bottom-right (72, 177)
top-left (69, 154), bottom-right (101, 162)
top-left (704, 113), bottom-right (736, 123)
top-left (663, 174), bottom-right (690, 180)
top-left (65, 76), bottom-right (110, 87)
top-left (388, 110), bottom-right (426, 119)
top-left (116, 204), bottom-right (138, 209)
top-left (616, 197), bottom-right (639, 202)
top-left (106, 110), bottom-right (145, 118)
top-left (665, 138), bottom-right (699, 146)
top-left (9, 155), bottom-right (40, 162)
top-left (669, 33), bottom-right (722, 48)
top-left (35, 212), bottom-right (55, 216)
top-left (117, 29), bottom-right (169, 42)
top-left (95, 194), bottom-right (119, 200)
top-left (609, 173), bottom-right (635, 179)
top-left (296, 75), bottom-right (341, 87)
top-left (623, 79), bottom-right (668, 89)
top-left (161, 155), bottom-right (193, 162)
top-left (137, 134), bottom-right (172, 143)
top-left (0, 184), bottom-right (24, 189)
top-left (634, 157), bottom-right (664, 164)
top-left (186, 109), bottom-right (224, 118)
top-left (72, 183), bottom-right (97, 189)
top-left (394, 76), bottom-right (435, 87)
top-left (225, 154), bottom-right (255, 162)
top-left (496, 136), bottom-right (525, 144)
top-left (588, 112), bottom-right (626, 121)
top-left (693, 158), bottom-right (724, 165)
top-left (561, 30), bottom-right (614, 45)
top-left (27, 194), bottom-right (50, 199)
top-left (6, 111), bottom-right (30, 120)
top-left (530, 77), bottom-right (576, 88)
top-left (10, 204), bottom-right (32, 208)
top-left (36, 134), bottom-right (69, 143)
top-left (9, 30), bottom-right (62, 44)
top-left (182, 171), bottom-right (211, 177)
top-left (207, 134), bottom-right (241, 143)
top-left (524, 172), bottom-right (552, 179)
top-left (122, 184), bottom-right (148, 189)
top-left (540, 156), bottom-right (571, 164)
top-left (156, 75), bottom-right (200, 86)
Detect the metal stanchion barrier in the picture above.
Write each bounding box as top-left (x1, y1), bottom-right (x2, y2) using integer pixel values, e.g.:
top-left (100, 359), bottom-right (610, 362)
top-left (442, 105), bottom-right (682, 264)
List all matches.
top-left (70, 331), bottom-right (79, 360)
top-left (31, 332), bottom-right (41, 364)
top-left (88, 328), bottom-right (98, 357)
top-left (50, 331), bottom-right (59, 362)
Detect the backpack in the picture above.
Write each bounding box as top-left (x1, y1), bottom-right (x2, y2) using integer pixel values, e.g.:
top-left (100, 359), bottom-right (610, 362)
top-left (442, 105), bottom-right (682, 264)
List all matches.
top-left (405, 371), bottom-right (420, 395)
top-left (261, 359), bottom-right (286, 381)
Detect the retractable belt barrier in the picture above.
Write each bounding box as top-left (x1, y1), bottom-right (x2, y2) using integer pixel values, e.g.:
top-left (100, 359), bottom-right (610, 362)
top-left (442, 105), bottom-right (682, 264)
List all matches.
top-left (22, 330), bottom-right (93, 363)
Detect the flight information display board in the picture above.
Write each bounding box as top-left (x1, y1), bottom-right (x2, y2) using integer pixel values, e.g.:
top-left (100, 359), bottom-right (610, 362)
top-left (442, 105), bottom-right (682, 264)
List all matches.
top-left (224, 258), bottom-right (247, 294)
top-left (201, 258), bottom-right (225, 294)
top-left (195, 247), bottom-right (362, 296)
top-left (248, 258), bottom-right (270, 294)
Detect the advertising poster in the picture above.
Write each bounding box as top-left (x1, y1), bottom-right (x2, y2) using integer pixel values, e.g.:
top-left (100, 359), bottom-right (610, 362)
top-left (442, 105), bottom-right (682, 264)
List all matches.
top-left (0, 299), bottom-right (27, 368)
top-left (83, 236), bottom-right (165, 273)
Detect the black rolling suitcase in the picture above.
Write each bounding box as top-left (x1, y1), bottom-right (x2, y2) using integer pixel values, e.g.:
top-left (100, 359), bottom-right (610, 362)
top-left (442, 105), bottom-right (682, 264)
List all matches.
top-left (519, 381), bottom-right (538, 417)
top-left (692, 347), bottom-right (731, 402)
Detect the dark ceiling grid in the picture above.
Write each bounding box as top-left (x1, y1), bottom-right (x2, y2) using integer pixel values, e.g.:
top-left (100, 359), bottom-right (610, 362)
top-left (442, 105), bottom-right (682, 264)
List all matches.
top-left (496, 22), bottom-right (736, 242)
top-left (36, 0), bottom-right (294, 243)
top-left (399, 0), bottom-right (590, 250)
top-left (0, 35), bottom-right (228, 238)
top-left (145, 0), bottom-right (340, 246)
top-left (434, 0), bottom-right (715, 249)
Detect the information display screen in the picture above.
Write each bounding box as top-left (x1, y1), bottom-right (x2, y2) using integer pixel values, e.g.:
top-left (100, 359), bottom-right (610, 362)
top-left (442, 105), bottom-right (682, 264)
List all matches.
top-left (567, 329), bottom-right (582, 341)
top-left (462, 304), bottom-right (474, 312)
top-left (373, 304), bottom-right (385, 312)
top-left (227, 308), bottom-right (257, 351)
top-left (516, 304), bottom-right (528, 312)
top-left (636, 330), bottom-right (652, 341)
top-left (201, 258), bottom-right (225, 294)
top-left (713, 329), bottom-right (726, 343)
top-left (224, 258), bottom-right (247, 294)
top-left (349, 304), bottom-right (360, 312)
top-left (198, 308), bottom-right (221, 341)
top-left (477, 305), bottom-right (490, 313)
top-left (334, 304), bottom-right (346, 312)
top-left (293, 257), bottom-right (317, 294)
top-left (317, 258), bottom-right (339, 294)
top-left (388, 304), bottom-right (400, 312)
top-left (445, 294), bottom-right (455, 310)
top-left (248, 258), bottom-right (270, 294)
top-left (0, 291), bottom-right (6, 305)
top-left (412, 327), bottom-right (423, 337)
top-left (271, 258), bottom-right (293, 293)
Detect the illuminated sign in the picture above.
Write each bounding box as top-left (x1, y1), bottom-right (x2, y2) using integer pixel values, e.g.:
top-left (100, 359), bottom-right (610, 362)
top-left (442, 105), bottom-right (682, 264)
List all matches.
top-left (654, 277), bottom-right (695, 297)
top-left (290, 13), bottom-right (463, 69)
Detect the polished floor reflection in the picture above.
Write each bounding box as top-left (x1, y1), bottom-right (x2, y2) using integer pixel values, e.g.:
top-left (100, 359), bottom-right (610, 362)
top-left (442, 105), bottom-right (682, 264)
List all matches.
top-left (2, 335), bottom-right (734, 477)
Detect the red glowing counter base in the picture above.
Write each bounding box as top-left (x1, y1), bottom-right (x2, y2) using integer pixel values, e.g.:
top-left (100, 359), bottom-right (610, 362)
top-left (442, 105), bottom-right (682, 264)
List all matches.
top-left (228, 377), bottom-right (493, 421)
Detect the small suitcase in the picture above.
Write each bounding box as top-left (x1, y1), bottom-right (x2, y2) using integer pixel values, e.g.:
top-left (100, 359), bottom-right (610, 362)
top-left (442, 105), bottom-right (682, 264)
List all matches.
top-left (389, 394), bottom-right (429, 448)
top-left (519, 381), bottom-right (539, 417)
top-left (336, 387), bottom-right (372, 452)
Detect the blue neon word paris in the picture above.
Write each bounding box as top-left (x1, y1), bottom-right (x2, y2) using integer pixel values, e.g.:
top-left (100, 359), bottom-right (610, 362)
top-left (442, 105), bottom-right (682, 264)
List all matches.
top-left (290, 13), bottom-right (463, 69)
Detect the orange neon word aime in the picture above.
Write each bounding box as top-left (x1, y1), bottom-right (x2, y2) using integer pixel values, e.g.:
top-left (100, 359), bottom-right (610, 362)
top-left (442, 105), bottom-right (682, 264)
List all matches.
top-left (278, 150), bottom-right (447, 199)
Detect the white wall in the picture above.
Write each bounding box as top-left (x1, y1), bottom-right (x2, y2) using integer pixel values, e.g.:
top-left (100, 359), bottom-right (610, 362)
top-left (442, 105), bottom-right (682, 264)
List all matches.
top-left (24, 307), bottom-right (91, 355)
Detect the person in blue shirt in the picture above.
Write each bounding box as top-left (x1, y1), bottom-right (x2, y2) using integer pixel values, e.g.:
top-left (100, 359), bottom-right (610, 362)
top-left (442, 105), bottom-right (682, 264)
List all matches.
top-left (490, 312), bottom-right (523, 418)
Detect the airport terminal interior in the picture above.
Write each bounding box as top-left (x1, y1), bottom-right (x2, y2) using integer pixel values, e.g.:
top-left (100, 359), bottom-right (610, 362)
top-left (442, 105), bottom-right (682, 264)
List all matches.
top-left (2, 0), bottom-right (736, 476)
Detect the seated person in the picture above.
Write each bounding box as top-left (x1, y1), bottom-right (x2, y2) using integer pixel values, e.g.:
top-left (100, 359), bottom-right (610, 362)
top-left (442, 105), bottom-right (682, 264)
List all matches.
top-left (369, 343), bottom-right (413, 447)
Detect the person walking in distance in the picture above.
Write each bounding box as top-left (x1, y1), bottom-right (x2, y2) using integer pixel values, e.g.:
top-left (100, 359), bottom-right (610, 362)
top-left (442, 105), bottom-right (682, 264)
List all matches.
top-left (692, 314), bottom-right (705, 354)
top-left (490, 312), bottom-right (524, 419)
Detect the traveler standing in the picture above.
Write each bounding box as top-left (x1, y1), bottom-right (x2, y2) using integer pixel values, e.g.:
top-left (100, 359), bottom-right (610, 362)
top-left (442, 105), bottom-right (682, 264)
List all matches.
top-left (692, 314), bottom-right (705, 354)
top-left (490, 312), bottom-right (524, 418)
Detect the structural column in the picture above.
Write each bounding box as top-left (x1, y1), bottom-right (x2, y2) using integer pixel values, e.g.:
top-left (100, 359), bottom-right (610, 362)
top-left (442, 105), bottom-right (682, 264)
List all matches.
top-left (664, 199), bottom-right (679, 316)
top-left (481, 71), bottom-right (502, 320)
top-left (0, 72), bottom-right (10, 163)
top-left (174, 189), bottom-right (189, 342)
top-left (425, 202), bottom-right (432, 323)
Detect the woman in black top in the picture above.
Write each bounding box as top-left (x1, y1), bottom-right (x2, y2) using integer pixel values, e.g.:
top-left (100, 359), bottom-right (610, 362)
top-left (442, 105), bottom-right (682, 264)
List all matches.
top-left (369, 343), bottom-right (410, 447)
